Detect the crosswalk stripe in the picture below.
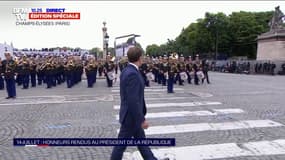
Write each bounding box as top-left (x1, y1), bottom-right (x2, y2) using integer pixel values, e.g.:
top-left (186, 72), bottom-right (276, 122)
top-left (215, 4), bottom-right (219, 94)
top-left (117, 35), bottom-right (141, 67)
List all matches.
top-left (117, 120), bottom-right (282, 135)
top-left (111, 88), bottom-right (184, 93)
top-left (112, 86), bottom-right (170, 90)
top-left (113, 101), bottom-right (221, 110)
top-left (113, 97), bottom-right (191, 102)
top-left (128, 139), bottom-right (285, 160)
top-left (115, 108), bottom-right (244, 120)
top-left (112, 92), bottom-right (185, 97)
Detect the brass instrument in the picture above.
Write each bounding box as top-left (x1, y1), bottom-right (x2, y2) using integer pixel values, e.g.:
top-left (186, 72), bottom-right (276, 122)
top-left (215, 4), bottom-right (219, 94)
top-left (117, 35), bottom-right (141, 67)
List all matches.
top-left (5, 60), bottom-right (16, 73)
top-left (86, 61), bottom-right (94, 71)
top-left (38, 63), bottom-right (47, 71)
top-left (111, 56), bottom-right (115, 62)
top-left (65, 60), bottom-right (74, 71)
top-left (29, 60), bottom-right (36, 70)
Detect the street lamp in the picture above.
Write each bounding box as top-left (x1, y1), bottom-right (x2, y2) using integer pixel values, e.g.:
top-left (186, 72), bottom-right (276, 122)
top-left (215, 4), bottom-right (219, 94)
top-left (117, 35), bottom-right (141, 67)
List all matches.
top-left (104, 33), bottom-right (109, 59)
top-left (102, 21), bottom-right (109, 59)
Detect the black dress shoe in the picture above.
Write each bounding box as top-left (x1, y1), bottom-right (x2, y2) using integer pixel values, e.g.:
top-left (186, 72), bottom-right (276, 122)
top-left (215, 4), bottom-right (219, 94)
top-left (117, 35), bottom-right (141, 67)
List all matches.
top-left (5, 97), bottom-right (11, 99)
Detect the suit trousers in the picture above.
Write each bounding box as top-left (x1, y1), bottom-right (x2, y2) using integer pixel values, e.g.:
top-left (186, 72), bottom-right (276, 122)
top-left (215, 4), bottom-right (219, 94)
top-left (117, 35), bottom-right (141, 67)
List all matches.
top-left (110, 125), bottom-right (157, 160)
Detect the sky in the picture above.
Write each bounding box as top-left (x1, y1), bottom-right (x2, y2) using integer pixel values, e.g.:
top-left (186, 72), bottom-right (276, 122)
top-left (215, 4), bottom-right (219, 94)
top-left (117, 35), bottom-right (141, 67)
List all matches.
top-left (0, 1), bottom-right (284, 50)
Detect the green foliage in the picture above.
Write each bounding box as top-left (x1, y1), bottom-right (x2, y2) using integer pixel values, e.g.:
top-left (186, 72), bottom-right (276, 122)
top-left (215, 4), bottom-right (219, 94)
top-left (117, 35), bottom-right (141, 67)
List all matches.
top-left (90, 47), bottom-right (102, 57)
top-left (146, 10), bottom-right (274, 59)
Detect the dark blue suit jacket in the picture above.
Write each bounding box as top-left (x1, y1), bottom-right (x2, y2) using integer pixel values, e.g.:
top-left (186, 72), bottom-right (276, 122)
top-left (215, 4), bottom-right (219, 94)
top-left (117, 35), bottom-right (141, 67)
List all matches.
top-left (119, 64), bottom-right (146, 129)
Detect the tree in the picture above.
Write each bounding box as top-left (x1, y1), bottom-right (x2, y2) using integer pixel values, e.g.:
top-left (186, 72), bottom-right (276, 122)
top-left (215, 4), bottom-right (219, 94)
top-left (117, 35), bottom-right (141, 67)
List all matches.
top-left (146, 44), bottom-right (161, 56)
top-left (146, 10), bottom-right (274, 59)
top-left (90, 47), bottom-right (102, 58)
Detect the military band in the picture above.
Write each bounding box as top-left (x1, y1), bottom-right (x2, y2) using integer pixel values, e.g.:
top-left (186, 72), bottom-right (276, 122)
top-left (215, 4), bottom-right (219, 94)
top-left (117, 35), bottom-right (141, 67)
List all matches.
top-left (0, 51), bottom-right (210, 99)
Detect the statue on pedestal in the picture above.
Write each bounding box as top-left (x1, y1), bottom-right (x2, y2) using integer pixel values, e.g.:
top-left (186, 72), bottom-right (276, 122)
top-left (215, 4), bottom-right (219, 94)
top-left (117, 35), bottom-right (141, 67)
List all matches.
top-left (269, 6), bottom-right (285, 31)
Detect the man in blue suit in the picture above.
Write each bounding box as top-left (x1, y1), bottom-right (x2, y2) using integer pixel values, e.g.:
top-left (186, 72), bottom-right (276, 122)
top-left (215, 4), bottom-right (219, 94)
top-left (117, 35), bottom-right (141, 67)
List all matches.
top-left (110, 47), bottom-right (158, 160)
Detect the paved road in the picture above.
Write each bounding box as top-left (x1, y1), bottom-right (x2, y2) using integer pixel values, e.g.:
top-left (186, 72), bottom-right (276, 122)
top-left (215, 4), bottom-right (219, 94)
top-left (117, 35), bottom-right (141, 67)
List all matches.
top-left (0, 72), bottom-right (285, 160)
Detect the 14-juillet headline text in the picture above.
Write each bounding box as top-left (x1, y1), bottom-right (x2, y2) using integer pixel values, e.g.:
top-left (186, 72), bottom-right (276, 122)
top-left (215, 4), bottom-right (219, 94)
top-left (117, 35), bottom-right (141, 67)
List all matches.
top-left (14, 138), bottom-right (176, 147)
top-left (12, 8), bottom-right (80, 26)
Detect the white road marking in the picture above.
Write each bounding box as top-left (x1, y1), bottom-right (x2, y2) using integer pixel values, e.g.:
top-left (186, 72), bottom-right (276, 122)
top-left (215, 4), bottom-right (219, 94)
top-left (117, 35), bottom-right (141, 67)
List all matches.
top-left (113, 97), bottom-right (191, 101)
top-left (0, 95), bottom-right (114, 106)
top-left (113, 101), bottom-right (222, 110)
top-left (111, 88), bottom-right (184, 93)
top-left (115, 108), bottom-right (244, 120)
top-left (112, 92), bottom-right (184, 97)
top-left (191, 92), bottom-right (213, 98)
top-left (117, 120), bottom-right (282, 135)
top-left (127, 139), bottom-right (285, 160)
top-left (112, 86), bottom-right (169, 90)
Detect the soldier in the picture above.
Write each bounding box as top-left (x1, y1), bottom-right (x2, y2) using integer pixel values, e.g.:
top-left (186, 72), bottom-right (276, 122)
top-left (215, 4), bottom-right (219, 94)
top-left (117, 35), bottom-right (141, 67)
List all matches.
top-left (201, 59), bottom-right (210, 84)
top-left (98, 60), bottom-right (104, 77)
top-left (15, 57), bottom-right (23, 86)
top-left (152, 58), bottom-right (159, 83)
top-left (119, 56), bottom-right (128, 72)
top-left (29, 57), bottom-right (37, 87)
top-left (140, 57), bottom-right (149, 87)
top-left (104, 55), bottom-right (115, 87)
top-left (44, 57), bottom-right (54, 89)
top-left (167, 55), bottom-right (177, 93)
top-left (176, 55), bottom-right (185, 86)
top-left (160, 55), bottom-right (168, 86)
top-left (157, 56), bottom-right (163, 84)
top-left (271, 63), bottom-right (276, 75)
top-left (57, 58), bottom-right (65, 84)
top-left (0, 58), bottom-right (4, 90)
top-left (77, 59), bottom-right (84, 83)
top-left (2, 52), bottom-right (17, 99)
top-left (51, 59), bottom-right (57, 87)
top-left (193, 54), bottom-right (200, 85)
top-left (64, 57), bottom-right (75, 88)
top-left (36, 58), bottom-right (45, 85)
top-left (186, 56), bottom-right (193, 84)
top-left (85, 57), bottom-right (97, 88)
top-left (19, 55), bottom-right (30, 89)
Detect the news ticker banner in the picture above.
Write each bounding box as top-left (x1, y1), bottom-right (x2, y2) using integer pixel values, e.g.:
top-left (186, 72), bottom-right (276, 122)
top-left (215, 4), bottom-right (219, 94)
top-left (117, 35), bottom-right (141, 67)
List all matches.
top-left (12, 8), bottom-right (80, 26)
top-left (14, 138), bottom-right (176, 147)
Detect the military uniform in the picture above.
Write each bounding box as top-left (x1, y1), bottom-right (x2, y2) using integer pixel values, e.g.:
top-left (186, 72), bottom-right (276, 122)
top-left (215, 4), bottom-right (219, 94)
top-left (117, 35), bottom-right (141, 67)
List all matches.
top-left (201, 60), bottom-right (210, 84)
top-left (20, 59), bottom-right (30, 89)
top-left (186, 62), bottom-right (192, 84)
top-left (36, 62), bottom-right (44, 85)
top-left (104, 61), bottom-right (115, 87)
top-left (0, 60), bottom-right (4, 90)
top-left (2, 58), bottom-right (17, 98)
top-left (167, 62), bottom-right (176, 93)
top-left (30, 60), bottom-right (37, 87)
top-left (152, 63), bottom-right (159, 83)
top-left (193, 62), bottom-right (199, 85)
top-left (64, 60), bottom-right (74, 88)
top-left (85, 60), bottom-right (97, 88)
top-left (98, 62), bottom-right (104, 77)
top-left (140, 62), bottom-right (149, 87)
top-left (44, 60), bottom-right (54, 89)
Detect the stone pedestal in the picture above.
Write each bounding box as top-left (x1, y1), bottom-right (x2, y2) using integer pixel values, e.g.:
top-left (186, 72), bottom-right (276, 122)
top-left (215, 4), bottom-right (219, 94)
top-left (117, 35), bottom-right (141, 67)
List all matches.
top-left (257, 30), bottom-right (285, 60)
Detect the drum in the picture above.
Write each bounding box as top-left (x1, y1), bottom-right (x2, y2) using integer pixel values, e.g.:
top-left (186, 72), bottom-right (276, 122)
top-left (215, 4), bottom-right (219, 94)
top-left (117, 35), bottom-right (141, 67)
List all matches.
top-left (164, 72), bottom-right (169, 80)
top-left (107, 71), bottom-right (115, 80)
top-left (146, 72), bottom-right (155, 81)
top-left (179, 72), bottom-right (188, 81)
top-left (189, 71), bottom-right (195, 79)
top-left (197, 71), bottom-right (205, 80)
